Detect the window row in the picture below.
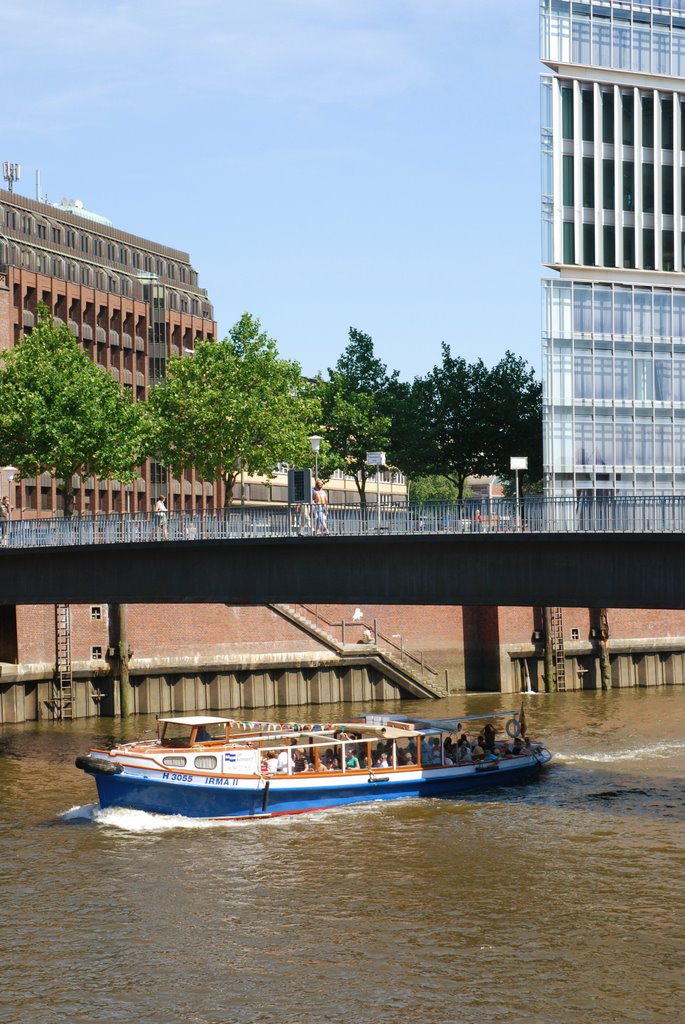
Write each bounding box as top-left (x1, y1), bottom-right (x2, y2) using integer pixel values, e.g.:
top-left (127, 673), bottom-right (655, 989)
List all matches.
top-left (563, 156), bottom-right (682, 216)
top-left (552, 351), bottom-right (685, 402)
top-left (543, 2), bottom-right (685, 75)
top-left (562, 222), bottom-right (678, 271)
top-left (545, 282), bottom-right (685, 339)
top-left (560, 85), bottom-right (683, 149)
top-left (551, 417), bottom-right (685, 469)
top-left (1, 206), bottom-right (194, 285)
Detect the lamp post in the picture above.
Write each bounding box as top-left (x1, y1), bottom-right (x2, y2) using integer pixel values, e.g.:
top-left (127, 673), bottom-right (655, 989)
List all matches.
top-left (308, 435), bottom-right (322, 483)
top-left (366, 452), bottom-right (386, 531)
top-left (1, 465), bottom-right (17, 500)
top-left (510, 456), bottom-right (527, 530)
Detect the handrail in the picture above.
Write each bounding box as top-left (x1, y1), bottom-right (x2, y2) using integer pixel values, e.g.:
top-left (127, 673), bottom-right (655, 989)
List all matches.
top-left (293, 603), bottom-right (438, 679)
top-left (4, 495), bottom-right (685, 549)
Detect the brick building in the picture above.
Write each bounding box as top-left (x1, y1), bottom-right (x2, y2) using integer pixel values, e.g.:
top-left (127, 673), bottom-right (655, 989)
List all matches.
top-left (0, 188), bottom-right (218, 513)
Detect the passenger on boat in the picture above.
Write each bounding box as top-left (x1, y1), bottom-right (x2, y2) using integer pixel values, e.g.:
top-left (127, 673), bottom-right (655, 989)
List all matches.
top-left (457, 739), bottom-right (472, 762)
top-left (483, 749), bottom-right (500, 762)
top-left (429, 741), bottom-right (443, 764)
top-left (471, 739), bottom-right (486, 761)
top-left (195, 725), bottom-right (213, 742)
top-left (511, 737), bottom-right (526, 756)
top-left (266, 753), bottom-right (279, 773)
top-left (346, 750), bottom-right (360, 769)
top-left (276, 748), bottom-right (292, 773)
top-left (375, 752), bottom-right (389, 768)
top-left (483, 723), bottom-right (497, 751)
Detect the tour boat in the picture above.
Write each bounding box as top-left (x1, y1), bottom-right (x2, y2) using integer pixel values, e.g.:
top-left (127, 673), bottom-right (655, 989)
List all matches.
top-left (75, 709), bottom-right (552, 819)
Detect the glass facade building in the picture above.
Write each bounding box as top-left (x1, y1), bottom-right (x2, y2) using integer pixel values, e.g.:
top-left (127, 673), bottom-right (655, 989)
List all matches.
top-left (541, 0), bottom-right (685, 493)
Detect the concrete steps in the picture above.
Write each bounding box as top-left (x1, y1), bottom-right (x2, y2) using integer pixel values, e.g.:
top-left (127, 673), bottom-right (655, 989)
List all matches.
top-left (270, 604), bottom-right (446, 700)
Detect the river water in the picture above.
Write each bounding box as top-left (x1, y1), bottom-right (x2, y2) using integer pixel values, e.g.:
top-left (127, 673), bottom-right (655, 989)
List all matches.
top-left (0, 688), bottom-right (683, 1024)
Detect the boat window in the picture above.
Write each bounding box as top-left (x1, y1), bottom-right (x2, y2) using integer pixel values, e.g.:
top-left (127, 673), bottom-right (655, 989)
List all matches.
top-left (162, 756), bottom-right (187, 768)
top-left (396, 737), bottom-right (416, 767)
top-left (194, 755), bottom-right (217, 770)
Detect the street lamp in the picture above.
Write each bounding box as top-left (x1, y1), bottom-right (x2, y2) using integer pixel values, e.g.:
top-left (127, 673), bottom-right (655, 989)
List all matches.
top-left (1, 465), bottom-right (17, 499)
top-left (510, 456), bottom-right (528, 530)
top-left (308, 435), bottom-right (322, 482)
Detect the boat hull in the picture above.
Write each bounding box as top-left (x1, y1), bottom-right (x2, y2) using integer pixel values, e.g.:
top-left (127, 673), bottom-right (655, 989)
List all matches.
top-left (88, 755), bottom-right (551, 819)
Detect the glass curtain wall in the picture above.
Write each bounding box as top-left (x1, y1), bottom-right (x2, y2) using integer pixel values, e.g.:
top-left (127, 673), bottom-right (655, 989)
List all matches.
top-left (543, 280), bottom-right (685, 493)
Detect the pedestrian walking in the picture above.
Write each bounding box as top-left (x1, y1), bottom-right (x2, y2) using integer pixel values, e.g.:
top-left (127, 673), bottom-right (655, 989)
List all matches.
top-left (155, 495), bottom-right (169, 540)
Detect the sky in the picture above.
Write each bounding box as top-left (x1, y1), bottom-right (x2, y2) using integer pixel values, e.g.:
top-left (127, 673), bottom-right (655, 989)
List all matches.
top-left (0, 0), bottom-right (540, 382)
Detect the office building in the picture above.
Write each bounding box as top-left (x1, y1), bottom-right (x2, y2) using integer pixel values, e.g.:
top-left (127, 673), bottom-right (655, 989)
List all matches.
top-left (0, 187), bottom-right (217, 513)
top-left (541, 0), bottom-right (685, 494)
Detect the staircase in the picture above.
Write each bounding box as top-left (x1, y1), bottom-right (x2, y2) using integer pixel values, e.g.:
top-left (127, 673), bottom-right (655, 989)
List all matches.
top-left (53, 604), bottom-right (74, 719)
top-left (550, 606), bottom-right (566, 691)
top-left (270, 604), bottom-right (447, 699)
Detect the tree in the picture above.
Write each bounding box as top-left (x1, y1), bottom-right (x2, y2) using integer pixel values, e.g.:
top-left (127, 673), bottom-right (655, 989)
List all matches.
top-left (0, 305), bottom-right (145, 516)
top-left (319, 328), bottom-right (393, 504)
top-left (389, 345), bottom-right (542, 499)
top-left (408, 476), bottom-right (469, 503)
top-left (147, 313), bottom-right (319, 506)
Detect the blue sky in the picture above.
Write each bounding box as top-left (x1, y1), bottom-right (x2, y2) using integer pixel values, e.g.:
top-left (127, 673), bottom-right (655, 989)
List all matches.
top-left (1, 0), bottom-right (539, 381)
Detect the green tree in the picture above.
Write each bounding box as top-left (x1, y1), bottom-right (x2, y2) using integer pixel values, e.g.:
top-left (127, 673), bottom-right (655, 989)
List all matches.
top-left (409, 475), bottom-right (468, 503)
top-left (389, 345), bottom-right (541, 499)
top-left (147, 313), bottom-right (319, 506)
top-left (0, 305), bottom-right (145, 516)
top-left (319, 328), bottom-right (393, 503)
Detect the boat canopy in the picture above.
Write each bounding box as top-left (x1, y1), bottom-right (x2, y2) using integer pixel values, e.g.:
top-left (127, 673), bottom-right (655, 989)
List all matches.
top-left (157, 716), bottom-right (234, 727)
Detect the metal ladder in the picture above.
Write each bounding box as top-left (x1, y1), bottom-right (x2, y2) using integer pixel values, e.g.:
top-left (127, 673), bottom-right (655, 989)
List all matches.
top-left (550, 607), bottom-right (566, 691)
top-left (54, 603), bottom-right (74, 719)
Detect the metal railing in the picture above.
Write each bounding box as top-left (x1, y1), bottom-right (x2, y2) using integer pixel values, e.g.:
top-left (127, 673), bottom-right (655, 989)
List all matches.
top-left (4, 496), bottom-right (685, 549)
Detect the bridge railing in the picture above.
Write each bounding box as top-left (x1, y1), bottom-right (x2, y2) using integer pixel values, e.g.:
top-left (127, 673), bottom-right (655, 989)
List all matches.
top-left (4, 496), bottom-right (685, 548)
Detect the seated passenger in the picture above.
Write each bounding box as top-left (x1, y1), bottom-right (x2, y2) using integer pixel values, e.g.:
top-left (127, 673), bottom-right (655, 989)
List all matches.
top-left (375, 752), bottom-right (389, 768)
top-left (511, 737), bottom-right (526, 756)
top-left (346, 750), bottom-right (360, 769)
top-left (266, 753), bottom-right (278, 773)
top-left (276, 747), bottom-right (291, 773)
top-left (430, 742), bottom-right (443, 764)
top-left (471, 741), bottom-right (485, 761)
top-left (195, 725), bottom-right (212, 742)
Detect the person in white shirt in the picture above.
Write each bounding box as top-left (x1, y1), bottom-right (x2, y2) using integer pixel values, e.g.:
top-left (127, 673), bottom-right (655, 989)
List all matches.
top-left (276, 747), bottom-right (291, 773)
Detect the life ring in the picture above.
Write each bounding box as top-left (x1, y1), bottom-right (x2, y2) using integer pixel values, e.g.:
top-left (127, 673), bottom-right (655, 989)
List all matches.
top-left (505, 718), bottom-right (521, 739)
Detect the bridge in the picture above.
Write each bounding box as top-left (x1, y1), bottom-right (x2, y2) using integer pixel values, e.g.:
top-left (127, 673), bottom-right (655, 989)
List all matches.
top-left (1, 529), bottom-right (684, 609)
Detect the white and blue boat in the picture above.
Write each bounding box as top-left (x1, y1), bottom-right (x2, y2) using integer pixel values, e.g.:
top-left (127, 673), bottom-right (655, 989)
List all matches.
top-left (75, 709), bottom-right (552, 820)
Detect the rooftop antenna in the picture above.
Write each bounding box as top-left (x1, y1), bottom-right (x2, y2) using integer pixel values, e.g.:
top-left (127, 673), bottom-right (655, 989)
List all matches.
top-left (2, 162), bottom-right (20, 193)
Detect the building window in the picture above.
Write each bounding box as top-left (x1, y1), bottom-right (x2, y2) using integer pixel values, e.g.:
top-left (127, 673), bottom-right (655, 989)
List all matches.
top-left (91, 645), bottom-right (103, 660)
top-left (65, 229), bottom-right (76, 247)
top-left (132, 252), bottom-right (140, 269)
top-left (106, 243), bottom-right (115, 260)
top-left (36, 223), bottom-right (46, 239)
top-left (179, 266), bottom-right (186, 282)
top-left (93, 238), bottom-right (102, 257)
top-left (144, 255), bottom-right (152, 271)
top-left (21, 215), bottom-right (31, 234)
top-left (562, 156), bottom-right (574, 206)
top-left (570, 628), bottom-right (580, 641)
top-left (90, 605), bottom-right (102, 620)
top-left (109, 276), bottom-right (118, 293)
top-left (6, 210), bottom-right (16, 229)
top-left (81, 235), bottom-right (89, 253)
top-left (52, 226), bottom-right (60, 244)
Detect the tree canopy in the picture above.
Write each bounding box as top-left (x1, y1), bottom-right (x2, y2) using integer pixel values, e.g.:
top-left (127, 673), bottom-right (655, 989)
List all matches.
top-left (389, 345), bottom-right (542, 499)
top-left (318, 328), bottom-right (393, 503)
top-left (0, 305), bottom-right (145, 516)
top-left (147, 313), bottom-right (319, 505)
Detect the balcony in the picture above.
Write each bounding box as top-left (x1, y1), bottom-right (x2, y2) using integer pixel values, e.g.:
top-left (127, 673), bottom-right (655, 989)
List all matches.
top-left (122, 333), bottom-right (133, 349)
top-left (22, 309), bottom-right (34, 328)
top-left (82, 323), bottom-right (93, 342)
top-left (135, 335), bottom-right (145, 352)
top-left (109, 330), bottom-right (119, 347)
top-left (69, 320), bottom-right (79, 338)
top-left (96, 327), bottom-right (106, 345)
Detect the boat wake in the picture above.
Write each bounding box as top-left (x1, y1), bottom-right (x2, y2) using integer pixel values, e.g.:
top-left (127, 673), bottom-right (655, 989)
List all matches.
top-left (61, 803), bottom-right (249, 832)
top-left (559, 739), bottom-right (685, 763)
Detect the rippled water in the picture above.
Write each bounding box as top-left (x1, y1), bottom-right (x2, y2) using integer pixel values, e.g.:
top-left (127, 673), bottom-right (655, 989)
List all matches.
top-left (1, 689), bottom-right (684, 1024)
